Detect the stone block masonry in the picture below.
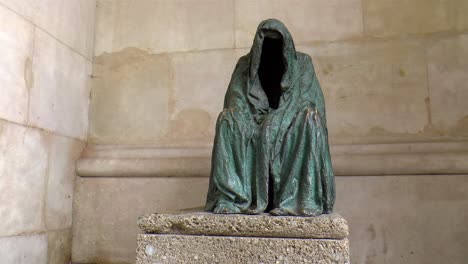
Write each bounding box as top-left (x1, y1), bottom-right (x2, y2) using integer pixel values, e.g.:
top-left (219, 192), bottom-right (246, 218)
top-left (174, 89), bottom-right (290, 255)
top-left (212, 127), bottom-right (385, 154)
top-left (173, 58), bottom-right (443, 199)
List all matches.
top-left (136, 212), bottom-right (350, 264)
top-left (0, 1), bottom-right (95, 263)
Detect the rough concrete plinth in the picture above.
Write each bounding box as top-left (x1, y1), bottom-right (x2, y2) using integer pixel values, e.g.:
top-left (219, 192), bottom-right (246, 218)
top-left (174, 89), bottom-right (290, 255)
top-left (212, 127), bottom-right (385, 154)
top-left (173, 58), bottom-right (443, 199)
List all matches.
top-left (136, 213), bottom-right (350, 264)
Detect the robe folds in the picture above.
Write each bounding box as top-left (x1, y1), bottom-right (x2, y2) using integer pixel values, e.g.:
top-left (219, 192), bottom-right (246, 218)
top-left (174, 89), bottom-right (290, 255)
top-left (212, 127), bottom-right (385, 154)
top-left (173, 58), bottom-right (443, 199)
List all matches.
top-left (205, 19), bottom-right (335, 216)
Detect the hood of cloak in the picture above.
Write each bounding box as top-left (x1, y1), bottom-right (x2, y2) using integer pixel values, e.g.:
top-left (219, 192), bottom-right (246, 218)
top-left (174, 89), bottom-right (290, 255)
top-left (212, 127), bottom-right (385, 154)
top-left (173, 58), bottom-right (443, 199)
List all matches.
top-left (224, 18), bottom-right (327, 125)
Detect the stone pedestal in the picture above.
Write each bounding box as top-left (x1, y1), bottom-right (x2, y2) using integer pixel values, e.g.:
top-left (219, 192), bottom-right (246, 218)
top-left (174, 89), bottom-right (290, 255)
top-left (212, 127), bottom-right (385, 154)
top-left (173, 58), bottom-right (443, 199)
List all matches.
top-left (136, 212), bottom-right (350, 264)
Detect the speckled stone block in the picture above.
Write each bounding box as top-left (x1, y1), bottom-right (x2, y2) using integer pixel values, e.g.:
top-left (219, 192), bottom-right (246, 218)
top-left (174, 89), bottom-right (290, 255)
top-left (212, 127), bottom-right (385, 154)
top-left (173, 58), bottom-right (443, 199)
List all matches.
top-left (136, 213), bottom-right (350, 264)
top-left (137, 234), bottom-right (349, 264)
top-left (138, 212), bottom-right (348, 239)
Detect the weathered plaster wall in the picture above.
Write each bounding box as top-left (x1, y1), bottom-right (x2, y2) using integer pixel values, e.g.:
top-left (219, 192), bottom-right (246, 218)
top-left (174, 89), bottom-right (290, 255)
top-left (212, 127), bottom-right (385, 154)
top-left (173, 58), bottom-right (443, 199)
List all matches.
top-left (0, 1), bottom-right (95, 263)
top-left (74, 0), bottom-right (468, 263)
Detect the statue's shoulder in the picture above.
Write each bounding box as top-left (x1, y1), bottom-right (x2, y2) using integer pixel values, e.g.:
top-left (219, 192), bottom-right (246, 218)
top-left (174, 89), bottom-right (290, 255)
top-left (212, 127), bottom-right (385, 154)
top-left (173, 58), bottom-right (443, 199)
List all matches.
top-left (230, 54), bottom-right (250, 78)
top-left (236, 54), bottom-right (250, 69)
top-left (296, 52), bottom-right (313, 65)
top-left (295, 52), bottom-right (316, 76)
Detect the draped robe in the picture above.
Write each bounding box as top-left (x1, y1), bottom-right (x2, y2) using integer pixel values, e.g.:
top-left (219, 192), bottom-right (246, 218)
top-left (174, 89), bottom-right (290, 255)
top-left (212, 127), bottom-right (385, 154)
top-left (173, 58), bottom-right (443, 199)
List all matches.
top-left (205, 19), bottom-right (335, 216)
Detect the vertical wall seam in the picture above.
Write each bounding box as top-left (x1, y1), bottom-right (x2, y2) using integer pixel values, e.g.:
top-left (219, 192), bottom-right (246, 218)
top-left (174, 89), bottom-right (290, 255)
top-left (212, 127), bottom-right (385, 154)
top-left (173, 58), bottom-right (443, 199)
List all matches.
top-left (423, 38), bottom-right (432, 126)
top-left (42, 131), bottom-right (52, 232)
top-left (360, 0), bottom-right (366, 37)
top-left (86, 1), bottom-right (99, 143)
top-left (423, 38), bottom-right (433, 128)
top-left (41, 130), bottom-right (53, 264)
top-left (233, 0), bottom-right (236, 49)
top-left (26, 26), bottom-right (35, 126)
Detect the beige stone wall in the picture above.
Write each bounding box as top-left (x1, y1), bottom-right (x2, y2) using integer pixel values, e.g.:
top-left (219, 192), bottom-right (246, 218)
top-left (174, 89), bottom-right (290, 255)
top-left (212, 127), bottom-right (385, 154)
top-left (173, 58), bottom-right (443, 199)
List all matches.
top-left (0, 1), bottom-right (95, 263)
top-left (89, 0), bottom-right (468, 145)
top-left (73, 175), bottom-right (468, 264)
top-left (73, 0), bottom-right (468, 263)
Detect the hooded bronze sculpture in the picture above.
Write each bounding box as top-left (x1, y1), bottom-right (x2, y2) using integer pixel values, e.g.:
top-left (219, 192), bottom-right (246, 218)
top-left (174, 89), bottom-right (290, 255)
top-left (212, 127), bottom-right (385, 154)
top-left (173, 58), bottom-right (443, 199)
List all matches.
top-left (205, 19), bottom-right (335, 216)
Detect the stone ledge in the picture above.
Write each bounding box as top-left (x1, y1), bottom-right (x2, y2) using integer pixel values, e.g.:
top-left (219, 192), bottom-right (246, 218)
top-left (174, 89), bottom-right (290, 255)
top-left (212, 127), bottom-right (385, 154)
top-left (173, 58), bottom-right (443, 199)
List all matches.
top-left (138, 212), bottom-right (348, 239)
top-left (77, 141), bottom-right (468, 177)
top-left (137, 234), bottom-right (350, 264)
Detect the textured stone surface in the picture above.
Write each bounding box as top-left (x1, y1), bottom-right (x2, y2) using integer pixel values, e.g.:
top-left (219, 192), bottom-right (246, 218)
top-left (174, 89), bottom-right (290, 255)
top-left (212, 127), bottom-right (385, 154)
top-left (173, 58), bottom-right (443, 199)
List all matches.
top-left (94, 0), bottom-right (234, 55)
top-left (73, 175), bottom-right (468, 264)
top-left (90, 40), bottom-right (444, 145)
top-left (235, 0), bottom-right (363, 48)
top-left (45, 135), bottom-right (85, 230)
top-left (32, 0), bottom-right (96, 58)
top-left (47, 229), bottom-right (72, 264)
top-left (88, 0), bottom-right (468, 146)
top-left (0, 0), bottom-right (96, 58)
top-left (0, 120), bottom-right (48, 236)
top-left (454, 0), bottom-right (468, 31)
top-left (89, 48), bottom-right (243, 145)
top-left (0, 2), bottom-right (94, 264)
top-left (77, 142), bottom-right (468, 177)
top-left (29, 28), bottom-right (91, 140)
top-left (137, 234), bottom-right (349, 264)
top-left (337, 176), bottom-right (468, 264)
top-left (89, 49), bottom-right (171, 144)
top-left (139, 212), bottom-right (348, 239)
top-left (300, 39), bottom-right (429, 140)
top-left (0, 6), bottom-right (33, 124)
top-left (427, 33), bottom-right (468, 136)
top-left (71, 177), bottom-right (209, 264)
top-left (0, 234), bottom-right (47, 264)
top-left (362, 0), bottom-right (468, 37)
top-left (169, 49), bottom-right (241, 142)
top-left (60, 1), bottom-right (468, 264)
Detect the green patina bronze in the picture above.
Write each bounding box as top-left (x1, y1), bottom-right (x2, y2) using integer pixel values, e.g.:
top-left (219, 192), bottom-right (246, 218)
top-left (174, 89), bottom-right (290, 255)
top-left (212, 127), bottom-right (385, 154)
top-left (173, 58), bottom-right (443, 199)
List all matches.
top-left (205, 19), bottom-right (335, 216)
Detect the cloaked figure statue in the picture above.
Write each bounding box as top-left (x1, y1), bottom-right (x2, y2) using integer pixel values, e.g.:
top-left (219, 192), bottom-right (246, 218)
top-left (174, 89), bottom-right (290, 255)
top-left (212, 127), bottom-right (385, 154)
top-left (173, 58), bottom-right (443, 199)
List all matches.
top-left (205, 19), bottom-right (335, 216)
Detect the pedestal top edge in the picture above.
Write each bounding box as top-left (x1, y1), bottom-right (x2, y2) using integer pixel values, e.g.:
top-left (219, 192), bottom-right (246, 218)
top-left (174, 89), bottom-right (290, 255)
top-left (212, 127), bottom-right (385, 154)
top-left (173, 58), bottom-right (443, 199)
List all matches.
top-left (138, 212), bottom-right (348, 239)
